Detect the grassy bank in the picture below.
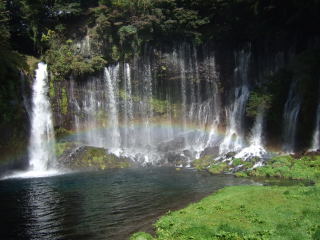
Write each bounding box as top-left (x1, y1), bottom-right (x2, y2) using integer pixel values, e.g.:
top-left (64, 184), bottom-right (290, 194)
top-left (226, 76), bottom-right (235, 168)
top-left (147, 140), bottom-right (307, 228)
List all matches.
top-left (131, 155), bottom-right (320, 240)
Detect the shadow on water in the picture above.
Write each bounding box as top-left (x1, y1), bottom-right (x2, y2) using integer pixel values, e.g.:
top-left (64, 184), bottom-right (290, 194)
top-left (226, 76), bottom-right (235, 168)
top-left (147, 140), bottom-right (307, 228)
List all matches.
top-left (0, 167), bottom-right (259, 240)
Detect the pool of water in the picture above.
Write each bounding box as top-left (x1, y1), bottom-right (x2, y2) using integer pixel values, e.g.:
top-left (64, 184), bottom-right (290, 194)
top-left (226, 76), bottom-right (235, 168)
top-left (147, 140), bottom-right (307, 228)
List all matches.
top-left (0, 168), bottom-right (258, 240)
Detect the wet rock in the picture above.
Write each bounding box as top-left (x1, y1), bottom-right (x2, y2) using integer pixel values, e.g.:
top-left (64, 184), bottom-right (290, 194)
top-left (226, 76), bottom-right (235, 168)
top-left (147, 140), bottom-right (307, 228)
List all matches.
top-left (164, 152), bottom-right (188, 167)
top-left (157, 137), bottom-right (186, 152)
top-left (58, 145), bottom-right (134, 170)
top-left (299, 150), bottom-right (320, 158)
top-left (226, 151), bottom-right (237, 158)
top-left (200, 146), bottom-right (220, 158)
top-left (231, 164), bottom-right (246, 173)
top-left (183, 149), bottom-right (195, 159)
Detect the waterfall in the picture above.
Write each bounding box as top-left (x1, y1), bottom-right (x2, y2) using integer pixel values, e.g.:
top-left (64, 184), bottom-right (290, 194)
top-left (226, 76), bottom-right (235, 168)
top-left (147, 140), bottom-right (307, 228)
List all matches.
top-left (282, 80), bottom-right (301, 153)
top-left (205, 55), bottom-right (221, 149)
top-left (142, 63), bottom-right (154, 148)
top-left (62, 46), bottom-right (275, 167)
top-left (69, 78), bottom-right (81, 143)
top-left (28, 63), bottom-right (56, 172)
top-left (220, 50), bottom-right (251, 154)
top-left (235, 108), bottom-right (267, 160)
top-left (310, 101), bottom-right (320, 151)
top-left (81, 77), bottom-right (104, 147)
top-left (179, 46), bottom-right (188, 138)
top-left (104, 66), bottom-right (121, 153)
top-left (123, 63), bottom-right (134, 148)
top-left (249, 110), bottom-right (264, 147)
top-left (76, 35), bottom-right (91, 57)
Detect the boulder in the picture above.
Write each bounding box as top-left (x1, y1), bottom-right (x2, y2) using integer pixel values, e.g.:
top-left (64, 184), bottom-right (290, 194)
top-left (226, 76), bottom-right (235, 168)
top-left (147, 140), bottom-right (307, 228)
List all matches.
top-left (58, 145), bottom-right (134, 170)
top-left (226, 151), bottom-right (237, 158)
top-left (200, 146), bottom-right (220, 158)
top-left (164, 151), bottom-right (188, 167)
top-left (157, 136), bottom-right (186, 152)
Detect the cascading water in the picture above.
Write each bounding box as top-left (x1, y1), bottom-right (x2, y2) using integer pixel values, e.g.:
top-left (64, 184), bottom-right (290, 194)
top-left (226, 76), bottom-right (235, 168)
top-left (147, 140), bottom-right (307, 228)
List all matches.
top-left (66, 46), bottom-right (295, 166)
top-left (204, 55), bottom-right (221, 149)
top-left (142, 62), bottom-right (154, 148)
top-left (68, 45), bottom-right (224, 166)
top-left (282, 80), bottom-right (301, 153)
top-left (310, 99), bottom-right (320, 151)
top-left (82, 77), bottom-right (106, 147)
top-left (105, 66), bottom-right (121, 153)
top-left (178, 46), bottom-right (188, 141)
top-left (235, 108), bottom-right (267, 160)
top-left (122, 63), bottom-right (134, 148)
top-left (2, 63), bottom-right (59, 179)
top-left (220, 50), bottom-right (251, 154)
top-left (28, 63), bottom-right (56, 172)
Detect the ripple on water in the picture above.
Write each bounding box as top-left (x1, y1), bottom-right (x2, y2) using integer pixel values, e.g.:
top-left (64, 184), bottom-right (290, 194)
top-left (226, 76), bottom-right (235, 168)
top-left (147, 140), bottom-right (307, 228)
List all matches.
top-left (0, 168), bottom-right (258, 240)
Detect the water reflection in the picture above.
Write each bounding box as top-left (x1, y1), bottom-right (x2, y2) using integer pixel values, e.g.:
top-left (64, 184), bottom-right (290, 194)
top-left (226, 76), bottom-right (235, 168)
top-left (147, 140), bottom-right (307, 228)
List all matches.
top-left (20, 179), bottom-right (64, 240)
top-left (0, 168), bottom-right (258, 240)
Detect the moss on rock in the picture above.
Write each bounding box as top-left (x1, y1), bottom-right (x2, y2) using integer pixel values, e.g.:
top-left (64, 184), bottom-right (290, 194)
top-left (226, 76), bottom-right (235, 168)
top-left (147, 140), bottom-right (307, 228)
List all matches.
top-left (192, 155), bottom-right (214, 170)
top-left (57, 145), bottom-right (134, 170)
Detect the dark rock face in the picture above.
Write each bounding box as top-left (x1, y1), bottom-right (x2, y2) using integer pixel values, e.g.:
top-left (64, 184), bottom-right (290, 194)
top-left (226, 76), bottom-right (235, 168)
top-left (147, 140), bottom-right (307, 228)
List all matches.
top-left (0, 154), bottom-right (29, 178)
top-left (58, 145), bottom-right (134, 170)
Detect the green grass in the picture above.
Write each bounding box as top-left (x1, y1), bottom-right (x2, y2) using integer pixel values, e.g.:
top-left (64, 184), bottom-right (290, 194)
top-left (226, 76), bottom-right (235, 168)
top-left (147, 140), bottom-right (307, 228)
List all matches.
top-left (192, 155), bottom-right (258, 174)
top-left (131, 155), bottom-right (320, 240)
top-left (239, 155), bottom-right (320, 182)
top-left (131, 185), bottom-right (320, 240)
top-left (208, 162), bottom-right (228, 174)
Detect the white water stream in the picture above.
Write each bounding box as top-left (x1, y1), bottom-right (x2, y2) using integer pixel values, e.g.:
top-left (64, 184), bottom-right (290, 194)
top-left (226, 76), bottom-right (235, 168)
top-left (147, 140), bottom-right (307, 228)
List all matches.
top-left (3, 63), bottom-right (58, 179)
top-left (310, 99), bottom-right (320, 151)
top-left (282, 80), bottom-right (301, 153)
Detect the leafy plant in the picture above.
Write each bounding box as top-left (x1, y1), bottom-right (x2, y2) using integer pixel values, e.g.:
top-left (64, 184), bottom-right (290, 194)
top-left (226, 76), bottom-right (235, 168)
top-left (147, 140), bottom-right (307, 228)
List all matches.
top-left (246, 91), bottom-right (272, 118)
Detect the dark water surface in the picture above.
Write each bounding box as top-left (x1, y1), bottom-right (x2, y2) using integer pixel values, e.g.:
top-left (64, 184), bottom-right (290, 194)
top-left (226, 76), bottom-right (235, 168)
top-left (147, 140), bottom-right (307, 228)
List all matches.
top-left (0, 168), bottom-right (258, 240)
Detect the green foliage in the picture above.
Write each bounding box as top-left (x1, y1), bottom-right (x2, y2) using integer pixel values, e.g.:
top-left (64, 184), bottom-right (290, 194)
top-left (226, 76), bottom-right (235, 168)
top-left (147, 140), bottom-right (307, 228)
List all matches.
top-left (193, 157), bottom-right (257, 174)
top-left (135, 184), bottom-right (320, 239)
top-left (130, 232), bottom-right (154, 240)
top-left (209, 162), bottom-right (228, 174)
top-left (0, 0), bottom-right (28, 132)
top-left (246, 91), bottom-right (272, 118)
top-left (0, 0), bottom-right (10, 44)
top-left (111, 0), bottom-right (153, 13)
top-left (192, 155), bottom-right (214, 170)
top-left (58, 145), bottom-right (133, 170)
top-left (43, 31), bottom-right (107, 79)
top-left (244, 155), bottom-right (320, 182)
top-left (150, 98), bottom-right (169, 115)
top-left (51, 2), bottom-right (82, 18)
top-left (61, 88), bottom-right (68, 115)
top-left (0, 0), bottom-right (27, 77)
top-left (119, 89), bottom-right (141, 102)
top-left (109, 45), bottom-right (119, 61)
top-left (55, 141), bottom-right (75, 157)
top-left (232, 158), bottom-right (257, 169)
top-left (118, 25), bottom-right (138, 43)
top-left (25, 55), bottom-right (40, 75)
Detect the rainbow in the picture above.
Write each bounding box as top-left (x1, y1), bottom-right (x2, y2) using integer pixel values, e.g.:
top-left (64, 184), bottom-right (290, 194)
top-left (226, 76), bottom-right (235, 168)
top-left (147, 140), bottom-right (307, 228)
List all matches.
top-left (61, 118), bottom-right (228, 142)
